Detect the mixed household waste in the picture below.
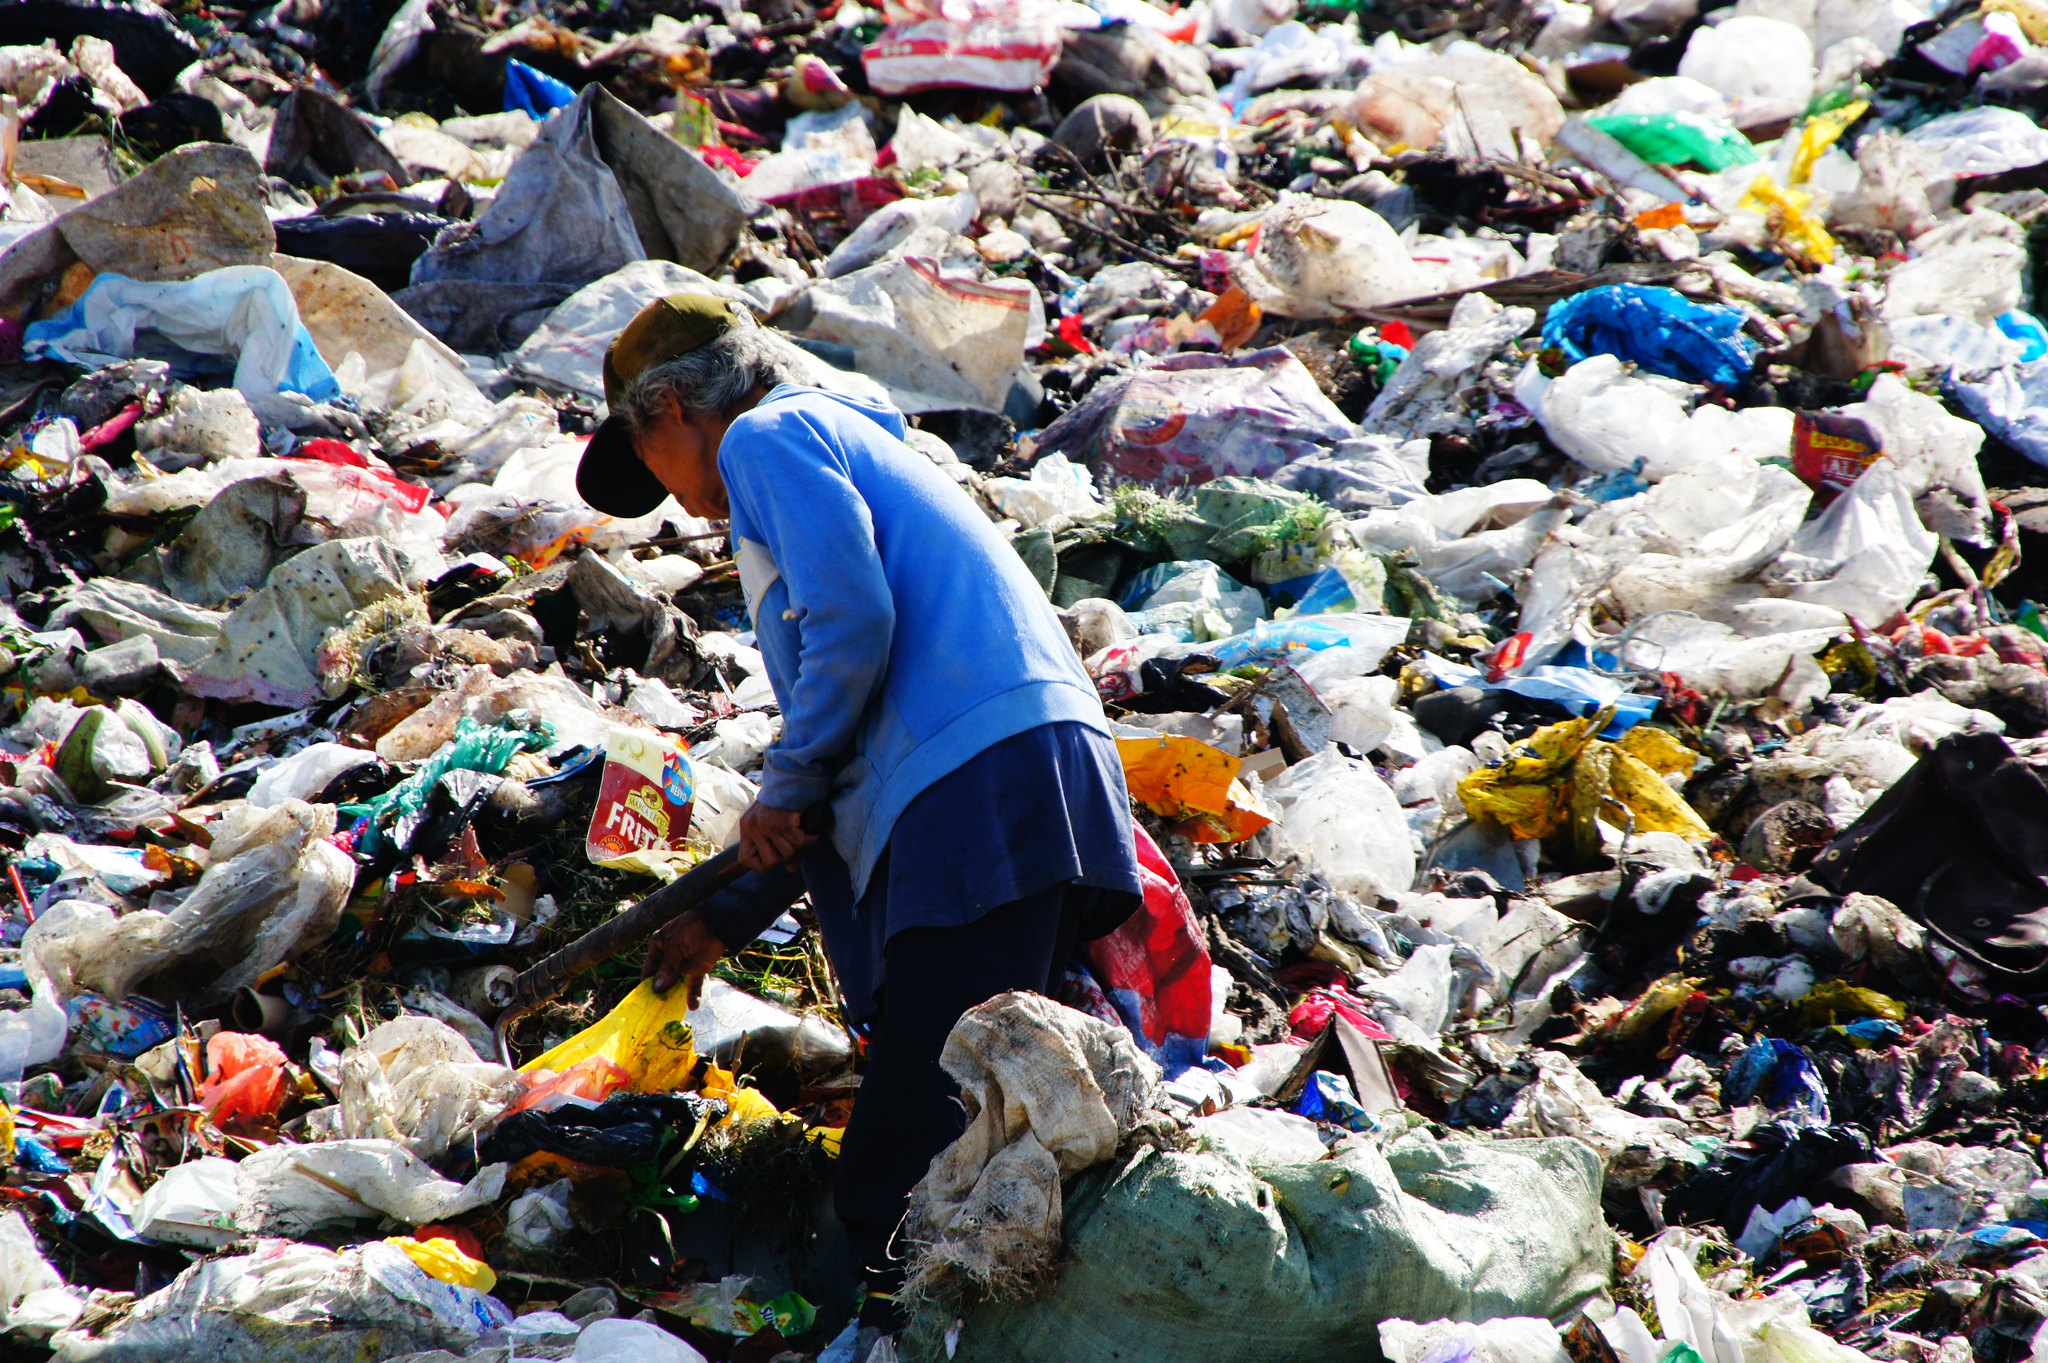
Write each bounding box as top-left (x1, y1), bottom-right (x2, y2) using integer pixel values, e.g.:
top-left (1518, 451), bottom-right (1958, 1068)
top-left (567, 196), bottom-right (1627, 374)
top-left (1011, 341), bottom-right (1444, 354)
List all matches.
top-left (6, 0), bottom-right (2048, 1359)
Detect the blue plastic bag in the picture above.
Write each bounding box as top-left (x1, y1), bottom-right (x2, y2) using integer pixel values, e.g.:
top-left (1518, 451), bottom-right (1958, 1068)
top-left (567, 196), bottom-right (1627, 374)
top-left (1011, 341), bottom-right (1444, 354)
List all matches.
top-left (1725, 1036), bottom-right (1830, 1124)
top-left (24, 268), bottom-right (342, 404)
top-left (505, 59), bottom-right (576, 119)
top-left (1997, 310), bottom-right (2048, 363)
top-left (1419, 650), bottom-right (1658, 738)
top-left (1542, 284), bottom-right (1759, 387)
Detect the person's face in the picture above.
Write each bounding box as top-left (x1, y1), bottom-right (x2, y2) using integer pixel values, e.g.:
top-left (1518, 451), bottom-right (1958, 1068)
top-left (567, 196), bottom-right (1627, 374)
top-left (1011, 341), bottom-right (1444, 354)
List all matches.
top-left (632, 390), bottom-right (731, 519)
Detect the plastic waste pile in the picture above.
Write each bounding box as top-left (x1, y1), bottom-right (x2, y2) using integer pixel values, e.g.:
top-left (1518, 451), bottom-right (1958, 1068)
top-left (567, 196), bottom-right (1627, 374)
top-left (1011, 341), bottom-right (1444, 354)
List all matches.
top-left (8, 0), bottom-right (2048, 1360)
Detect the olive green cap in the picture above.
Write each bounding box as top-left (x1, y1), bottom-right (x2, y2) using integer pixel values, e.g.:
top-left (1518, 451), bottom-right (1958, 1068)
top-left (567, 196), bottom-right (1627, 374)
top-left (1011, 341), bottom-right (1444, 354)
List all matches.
top-left (577, 293), bottom-right (743, 518)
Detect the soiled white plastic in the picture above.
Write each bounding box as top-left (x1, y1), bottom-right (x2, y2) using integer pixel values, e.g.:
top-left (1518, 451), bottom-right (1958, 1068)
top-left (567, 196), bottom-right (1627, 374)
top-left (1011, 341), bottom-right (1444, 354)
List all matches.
top-left (508, 259), bottom-right (745, 399)
top-left (1231, 194), bottom-right (1424, 320)
top-left (1500, 1051), bottom-right (1702, 1190)
top-left (133, 387), bottom-right (262, 466)
top-left (56, 800), bottom-right (354, 1009)
top-left (793, 253), bottom-right (1039, 413)
top-left (503, 1178), bottom-right (575, 1254)
top-left (1903, 106), bottom-right (2048, 181)
top-left (1352, 50), bottom-right (1565, 159)
top-left (688, 711), bottom-right (781, 775)
top-left (1380, 1317), bottom-right (1570, 1363)
top-left (133, 1157), bottom-right (241, 1249)
top-left (1676, 17), bottom-right (1814, 128)
top-left (51, 1237), bottom-right (510, 1361)
top-left (1257, 749), bottom-right (1416, 902)
top-left (1882, 236), bottom-right (2025, 325)
top-left (1127, 561), bottom-right (1266, 642)
top-left (301, 1017), bottom-right (521, 1160)
top-left (1319, 674), bottom-right (1402, 753)
top-left (824, 190), bottom-right (980, 278)
top-left (982, 454), bottom-right (1104, 529)
top-left (235, 1138), bottom-right (508, 1237)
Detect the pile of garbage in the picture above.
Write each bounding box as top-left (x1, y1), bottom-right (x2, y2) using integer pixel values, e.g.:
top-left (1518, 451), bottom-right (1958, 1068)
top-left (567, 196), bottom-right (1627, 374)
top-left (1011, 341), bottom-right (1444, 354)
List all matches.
top-left (6, 0), bottom-right (2048, 1359)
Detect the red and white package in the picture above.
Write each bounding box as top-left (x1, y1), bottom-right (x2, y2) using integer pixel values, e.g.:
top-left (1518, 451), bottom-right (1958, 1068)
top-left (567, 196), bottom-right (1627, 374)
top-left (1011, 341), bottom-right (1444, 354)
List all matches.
top-left (862, 12), bottom-right (1062, 95)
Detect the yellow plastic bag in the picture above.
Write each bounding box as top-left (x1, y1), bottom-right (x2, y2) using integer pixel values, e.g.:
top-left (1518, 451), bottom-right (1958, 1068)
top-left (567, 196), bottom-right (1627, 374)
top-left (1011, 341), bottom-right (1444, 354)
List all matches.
top-left (520, 980), bottom-right (778, 1125)
top-left (1741, 174), bottom-right (1837, 264)
top-left (1789, 100), bottom-right (1869, 186)
top-left (387, 1235), bottom-right (497, 1293)
top-left (1455, 712), bottom-right (1603, 841)
top-left (1458, 713), bottom-right (1710, 854)
top-left (1118, 735), bottom-right (1273, 844)
top-left (1602, 974), bottom-right (1705, 1053)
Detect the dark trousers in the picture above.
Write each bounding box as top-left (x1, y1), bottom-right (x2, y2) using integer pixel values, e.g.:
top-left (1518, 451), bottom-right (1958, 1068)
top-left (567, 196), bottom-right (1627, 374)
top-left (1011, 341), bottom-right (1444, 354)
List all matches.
top-left (831, 883), bottom-right (1085, 1309)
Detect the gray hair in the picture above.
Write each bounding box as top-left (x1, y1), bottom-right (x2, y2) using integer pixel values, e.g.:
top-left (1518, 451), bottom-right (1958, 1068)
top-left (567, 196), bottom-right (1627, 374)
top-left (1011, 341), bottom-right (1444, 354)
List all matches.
top-left (614, 317), bottom-right (811, 432)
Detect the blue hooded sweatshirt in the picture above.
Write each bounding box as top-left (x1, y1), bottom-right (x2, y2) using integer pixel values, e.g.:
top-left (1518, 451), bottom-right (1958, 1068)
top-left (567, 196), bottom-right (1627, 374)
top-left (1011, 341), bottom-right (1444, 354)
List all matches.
top-left (721, 384), bottom-right (1111, 899)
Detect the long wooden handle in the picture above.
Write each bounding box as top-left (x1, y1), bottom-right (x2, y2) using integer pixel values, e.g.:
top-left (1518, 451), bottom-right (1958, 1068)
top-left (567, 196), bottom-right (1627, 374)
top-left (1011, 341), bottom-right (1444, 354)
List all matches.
top-left (500, 843), bottom-right (747, 1019)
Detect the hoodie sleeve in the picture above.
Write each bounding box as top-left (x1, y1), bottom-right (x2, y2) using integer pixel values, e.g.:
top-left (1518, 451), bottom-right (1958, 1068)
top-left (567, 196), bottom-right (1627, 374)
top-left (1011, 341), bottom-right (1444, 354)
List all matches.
top-left (722, 406), bottom-right (895, 811)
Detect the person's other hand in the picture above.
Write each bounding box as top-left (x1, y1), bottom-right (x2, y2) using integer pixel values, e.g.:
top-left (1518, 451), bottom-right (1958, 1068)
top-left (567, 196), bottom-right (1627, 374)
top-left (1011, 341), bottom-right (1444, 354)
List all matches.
top-left (642, 909), bottom-right (726, 1004)
top-left (737, 802), bottom-right (818, 872)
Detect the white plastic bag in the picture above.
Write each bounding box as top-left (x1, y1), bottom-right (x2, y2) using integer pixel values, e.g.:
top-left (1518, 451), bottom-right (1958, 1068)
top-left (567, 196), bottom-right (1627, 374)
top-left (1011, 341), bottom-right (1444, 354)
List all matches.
top-left (0, 1210), bottom-right (81, 1336)
top-left (1257, 749), bottom-right (1416, 902)
top-left (22, 266), bottom-right (338, 416)
top-left (823, 190), bottom-right (980, 279)
top-left (1882, 236), bottom-right (2025, 325)
top-left (982, 454), bottom-right (1104, 529)
top-left (1676, 16), bottom-right (1814, 128)
top-left (573, 1317), bottom-right (709, 1363)
top-left (133, 1158), bottom-right (241, 1249)
top-left (234, 1138), bottom-right (508, 1237)
top-left (791, 254), bottom-right (1037, 414)
top-left (1517, 355), bottom-right (1707, 479)
top-left (509, 259), bottom-right (746, 398)
top-left (51, 1236), bottom-right (509, 1361)
top-left (1903, 106), bottom-right (2048, 181)
top-left (1351, 50), bottom-right (1566, 159)
top-left (246, 742), bottom-right (379, 808)
top-left (503, 1178), bottom-right (575, 1254)
top-left (58, 800), bottom-right (355, 1009)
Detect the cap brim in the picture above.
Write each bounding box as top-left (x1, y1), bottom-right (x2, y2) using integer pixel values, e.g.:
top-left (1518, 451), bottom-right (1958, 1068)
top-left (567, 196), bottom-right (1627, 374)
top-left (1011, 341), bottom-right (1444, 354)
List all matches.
top-left (576, 416), bottom-right (671, 519)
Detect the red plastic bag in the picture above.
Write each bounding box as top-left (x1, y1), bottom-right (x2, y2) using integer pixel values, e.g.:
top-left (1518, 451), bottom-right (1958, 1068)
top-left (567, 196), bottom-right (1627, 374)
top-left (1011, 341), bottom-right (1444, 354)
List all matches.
top-left (1289, 987), bottom-right (1395, 1044)
top-left (197, 1031), bottom-right (288, 1124)
top-left (1082, 825), bottom-right (1213, 1077)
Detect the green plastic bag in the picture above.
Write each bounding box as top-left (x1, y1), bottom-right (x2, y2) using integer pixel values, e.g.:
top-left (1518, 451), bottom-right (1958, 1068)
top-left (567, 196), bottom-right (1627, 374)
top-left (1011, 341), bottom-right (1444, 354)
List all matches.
top-left (1586, 112), bottom-right (1758, 171)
